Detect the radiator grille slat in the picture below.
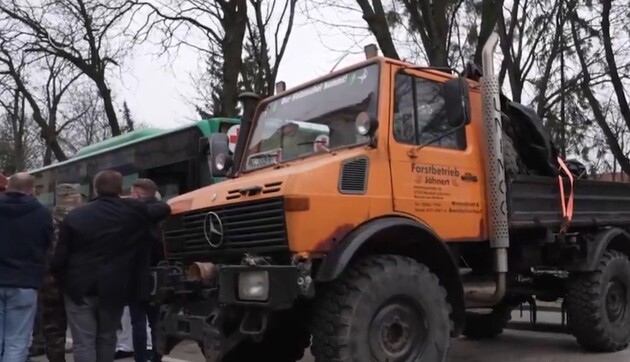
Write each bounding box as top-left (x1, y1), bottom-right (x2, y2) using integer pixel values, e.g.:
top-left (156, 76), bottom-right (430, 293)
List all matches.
top-left (164, 197), bottom-right (288, 259)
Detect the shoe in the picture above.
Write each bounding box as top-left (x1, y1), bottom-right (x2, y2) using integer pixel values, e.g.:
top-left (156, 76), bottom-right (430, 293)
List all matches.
top-left (114, 350), bottom-right (134, 359)
top-left (28, 346), bottom-right (46, 357)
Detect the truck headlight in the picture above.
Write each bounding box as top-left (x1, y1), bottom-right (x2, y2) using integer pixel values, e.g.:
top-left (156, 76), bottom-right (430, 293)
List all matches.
top-left (238, 271), bottom-right (269, 301)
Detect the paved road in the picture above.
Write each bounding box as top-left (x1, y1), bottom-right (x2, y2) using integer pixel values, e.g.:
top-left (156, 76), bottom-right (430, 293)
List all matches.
top-left (33, 310), bottom-right (630, 362)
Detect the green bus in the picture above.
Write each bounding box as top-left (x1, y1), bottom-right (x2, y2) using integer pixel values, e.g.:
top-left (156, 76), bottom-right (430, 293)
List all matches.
top-left (29, 117), bottom-right (240, 208)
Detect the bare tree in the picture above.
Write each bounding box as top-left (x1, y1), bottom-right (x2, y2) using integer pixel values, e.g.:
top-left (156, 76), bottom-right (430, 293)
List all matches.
top-left (0, 0), bottom-right (140, 136)
top-left (135, 0), bottom-right (248, 116)
top-left (0, 34), bottom-right (74, 162)
top-left (244, 0), bottom-right (297, 97)
top-left (570, 1), bottom-right (630, 175)
top-left (0, 87), bottom-right (27, 172)
top-left (58, 81), bottom-right (112, 154)
top-left (304, 0), bottom-right (503, 68)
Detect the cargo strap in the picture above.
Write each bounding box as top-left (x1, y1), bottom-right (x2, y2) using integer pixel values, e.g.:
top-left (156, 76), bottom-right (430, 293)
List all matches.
top-left (557, 158), bottom-right (575, 233)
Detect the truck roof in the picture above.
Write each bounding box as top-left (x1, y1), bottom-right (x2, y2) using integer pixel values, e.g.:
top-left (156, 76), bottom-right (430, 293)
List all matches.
top-left (267, 57), bottom-right (473, 107)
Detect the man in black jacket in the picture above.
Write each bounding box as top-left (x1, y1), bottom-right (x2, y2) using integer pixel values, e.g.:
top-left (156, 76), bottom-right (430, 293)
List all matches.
top-left (51, 170), bottom-right (171, 362)
top-left (128, 178), bottom-right (165, 362)
top-left (0, 172), bottom-right (54, 362)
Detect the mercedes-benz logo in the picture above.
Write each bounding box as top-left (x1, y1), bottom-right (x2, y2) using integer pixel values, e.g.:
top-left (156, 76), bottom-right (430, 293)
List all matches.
top-left (203, 211), bottom-right (224, 248)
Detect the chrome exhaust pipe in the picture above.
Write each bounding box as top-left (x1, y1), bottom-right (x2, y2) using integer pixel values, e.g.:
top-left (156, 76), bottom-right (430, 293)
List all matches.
top-left (465, 32), bottom-right (509, 307)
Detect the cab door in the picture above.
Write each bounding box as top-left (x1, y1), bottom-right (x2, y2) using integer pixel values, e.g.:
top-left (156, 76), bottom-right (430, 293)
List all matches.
top-left (388, 68), bottom-right (486, 241)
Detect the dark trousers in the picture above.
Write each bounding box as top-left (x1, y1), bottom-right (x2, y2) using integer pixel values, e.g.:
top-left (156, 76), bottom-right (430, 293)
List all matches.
top-left (30, 274), bottom-right (67, 362)
top-left (40, 274), bottom-right (68, 362)
top-left (129, 302), bottom-right (161, 362)
top-left (64, 296), bottom-right (124, 362)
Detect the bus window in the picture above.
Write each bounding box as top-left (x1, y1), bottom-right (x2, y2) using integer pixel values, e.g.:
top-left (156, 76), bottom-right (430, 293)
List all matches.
top-left (144, 160), bottom-right (191, 202)
top-left (122, 173), bottom-right (139, 196)
top-left (34, 170), bottom-right (55, 208)
top-left (55, 183), bottom-right (88, 210)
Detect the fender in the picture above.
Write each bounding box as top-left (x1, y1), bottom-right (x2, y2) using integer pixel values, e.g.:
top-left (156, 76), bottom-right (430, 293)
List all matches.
top-left (315, 216), bottom-right (466, 336)
top-left (316, 216), bottom-right (444, 281)
top-left (567, 227), bottom-right (630, 272)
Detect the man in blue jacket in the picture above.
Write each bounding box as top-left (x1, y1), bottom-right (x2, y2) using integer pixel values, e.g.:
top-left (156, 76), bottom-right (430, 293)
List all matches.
top-left (0, 172), bottom-right (54, 362)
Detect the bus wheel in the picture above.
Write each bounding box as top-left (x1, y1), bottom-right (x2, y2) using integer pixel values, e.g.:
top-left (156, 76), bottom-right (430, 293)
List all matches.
top-left (566, 250), bottom-right (630, 352)
top-left (311, 255), bottom-right (451, 362)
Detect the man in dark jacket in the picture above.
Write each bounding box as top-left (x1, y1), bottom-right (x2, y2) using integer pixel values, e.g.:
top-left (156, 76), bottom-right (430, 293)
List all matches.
top-left (0, 172), bottom-right (54, 362)
top-left (128, 178), bottom-right (166, 362)
top-left (51, 170), bottom-right (171, 362)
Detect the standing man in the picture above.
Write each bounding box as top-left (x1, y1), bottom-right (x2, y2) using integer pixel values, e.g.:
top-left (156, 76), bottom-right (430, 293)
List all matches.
top-left (0, 172), bottom-right (54, 362)
top-left (51, 170), bottom-right (171, 362)
top-left (38, 184), bottom-right (87, 362)
top-left (129, 178), bottom-right (164, 362)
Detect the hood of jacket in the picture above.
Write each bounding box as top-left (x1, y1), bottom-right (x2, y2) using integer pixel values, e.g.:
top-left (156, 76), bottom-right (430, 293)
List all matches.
top-left (0, 192), bottom-right (43, 218)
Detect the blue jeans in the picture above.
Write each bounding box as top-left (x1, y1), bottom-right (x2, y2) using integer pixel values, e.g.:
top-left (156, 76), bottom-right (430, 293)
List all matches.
top-left (129, 302), bottom-right (160, 362)
top-left (0, 288), bottom-right (38, 362)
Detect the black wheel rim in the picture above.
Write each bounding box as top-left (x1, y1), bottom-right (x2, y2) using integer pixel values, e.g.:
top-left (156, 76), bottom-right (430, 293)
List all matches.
top-left (605, 278), bottom-right (628, 325)
top-left (369, 297), bottom-right (428, 361)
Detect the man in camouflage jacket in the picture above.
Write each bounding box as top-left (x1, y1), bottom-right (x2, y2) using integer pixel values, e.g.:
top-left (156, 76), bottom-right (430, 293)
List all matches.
top-left (37, 205), bottom-right (70, 362)
top-left (32, 184), bottom-right (84, 362)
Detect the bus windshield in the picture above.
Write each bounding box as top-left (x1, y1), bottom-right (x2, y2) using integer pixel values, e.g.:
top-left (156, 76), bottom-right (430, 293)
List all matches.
top-left (243, 63), bottom-right (380, 171)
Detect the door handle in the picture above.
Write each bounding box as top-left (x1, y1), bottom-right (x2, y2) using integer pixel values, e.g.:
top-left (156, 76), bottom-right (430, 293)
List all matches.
top-left (461, 173), bottom-right (478, 182)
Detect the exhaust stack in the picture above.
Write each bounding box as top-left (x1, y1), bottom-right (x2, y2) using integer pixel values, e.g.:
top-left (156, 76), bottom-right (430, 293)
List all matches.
top-left (466, 32), bottom-right (510, 306)
top-left (229, 92), bottom-right (261, 178)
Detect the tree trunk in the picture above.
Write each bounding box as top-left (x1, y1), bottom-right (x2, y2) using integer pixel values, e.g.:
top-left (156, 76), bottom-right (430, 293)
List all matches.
top-left (97, 81), bottom-right (122, 136)
top-left (220, 0), bottom-right (248, 117)
top-left (356, 0), bottom-right (400, 59)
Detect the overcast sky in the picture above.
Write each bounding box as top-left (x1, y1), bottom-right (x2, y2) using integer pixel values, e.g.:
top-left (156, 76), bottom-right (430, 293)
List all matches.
top-left (112, 8), bottom-right (373, 129)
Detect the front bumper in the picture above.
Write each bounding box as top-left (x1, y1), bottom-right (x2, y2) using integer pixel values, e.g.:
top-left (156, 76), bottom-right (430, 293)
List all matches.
top-left (152, 263), bottom-right (300, 360)
top-left (151, 263), bottom-right (299, 308)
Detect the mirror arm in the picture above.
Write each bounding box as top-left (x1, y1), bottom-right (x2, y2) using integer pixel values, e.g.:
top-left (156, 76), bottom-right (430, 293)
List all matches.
top-left (407, 124), bottom-right (466, 158)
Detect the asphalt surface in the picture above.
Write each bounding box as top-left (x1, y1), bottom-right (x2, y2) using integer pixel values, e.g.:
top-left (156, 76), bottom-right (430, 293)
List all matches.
top-left (33, 310), bottom-right (630, 362)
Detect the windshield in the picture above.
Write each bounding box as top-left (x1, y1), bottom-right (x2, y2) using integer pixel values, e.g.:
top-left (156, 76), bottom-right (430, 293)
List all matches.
top-left (243, 63), bottom-right (380, 171)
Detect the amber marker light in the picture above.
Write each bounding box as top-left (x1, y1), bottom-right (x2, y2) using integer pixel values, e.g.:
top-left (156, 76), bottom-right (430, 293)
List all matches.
top-left (285, 196), bottom-right (310, 212)
top-left (169, 198), bottom-right (193, 214)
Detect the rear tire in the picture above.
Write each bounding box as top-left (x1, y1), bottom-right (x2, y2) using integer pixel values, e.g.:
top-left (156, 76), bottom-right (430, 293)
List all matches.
top-left (566, 250), bottom-right (630, 352)
top-left (311, 255), bottom-right (452, 362)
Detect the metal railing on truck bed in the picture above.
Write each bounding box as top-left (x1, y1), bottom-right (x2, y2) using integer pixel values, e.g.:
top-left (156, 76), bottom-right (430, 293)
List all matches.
top-left (509, 175), bottom-right (630, 229)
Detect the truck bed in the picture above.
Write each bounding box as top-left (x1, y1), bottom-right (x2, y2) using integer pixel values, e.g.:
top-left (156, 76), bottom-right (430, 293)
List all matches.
top-left (509, 175), bottom-right (630, 230)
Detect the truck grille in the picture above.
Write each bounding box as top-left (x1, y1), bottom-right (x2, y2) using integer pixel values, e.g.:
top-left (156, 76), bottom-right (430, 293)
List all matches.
top-left (163, 197), bottom-right (288, 259)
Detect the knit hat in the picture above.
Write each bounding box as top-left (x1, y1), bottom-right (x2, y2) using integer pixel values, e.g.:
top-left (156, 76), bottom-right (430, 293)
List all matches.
top-left (0, 172), bottom-right (7, 191)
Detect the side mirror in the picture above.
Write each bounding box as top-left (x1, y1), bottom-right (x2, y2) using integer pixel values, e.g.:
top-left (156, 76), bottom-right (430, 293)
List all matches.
top-left (355, 111), bottom-right (378, 137)
top-left (443, 77), bottom-right (471, 128)
top-left (208, 133), bottom-right (232, 177)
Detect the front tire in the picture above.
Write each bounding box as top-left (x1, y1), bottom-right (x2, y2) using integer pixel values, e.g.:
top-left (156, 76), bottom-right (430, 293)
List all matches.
top-left (311, 255), bottom-right (452, 362)
top-left (566, 250), bottom-right (630, 352)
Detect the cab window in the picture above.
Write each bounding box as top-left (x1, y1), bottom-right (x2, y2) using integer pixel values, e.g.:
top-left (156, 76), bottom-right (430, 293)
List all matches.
top-left (393, 73), bottom-right (466, 150)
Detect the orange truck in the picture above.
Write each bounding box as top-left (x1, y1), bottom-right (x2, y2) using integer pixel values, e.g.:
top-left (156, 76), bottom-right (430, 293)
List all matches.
top-left (151, 33), bottom-right (630, 361)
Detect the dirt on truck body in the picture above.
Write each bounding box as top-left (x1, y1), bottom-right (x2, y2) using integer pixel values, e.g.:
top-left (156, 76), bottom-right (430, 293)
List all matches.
top-left (152, 33), bottom-right (630, 362)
